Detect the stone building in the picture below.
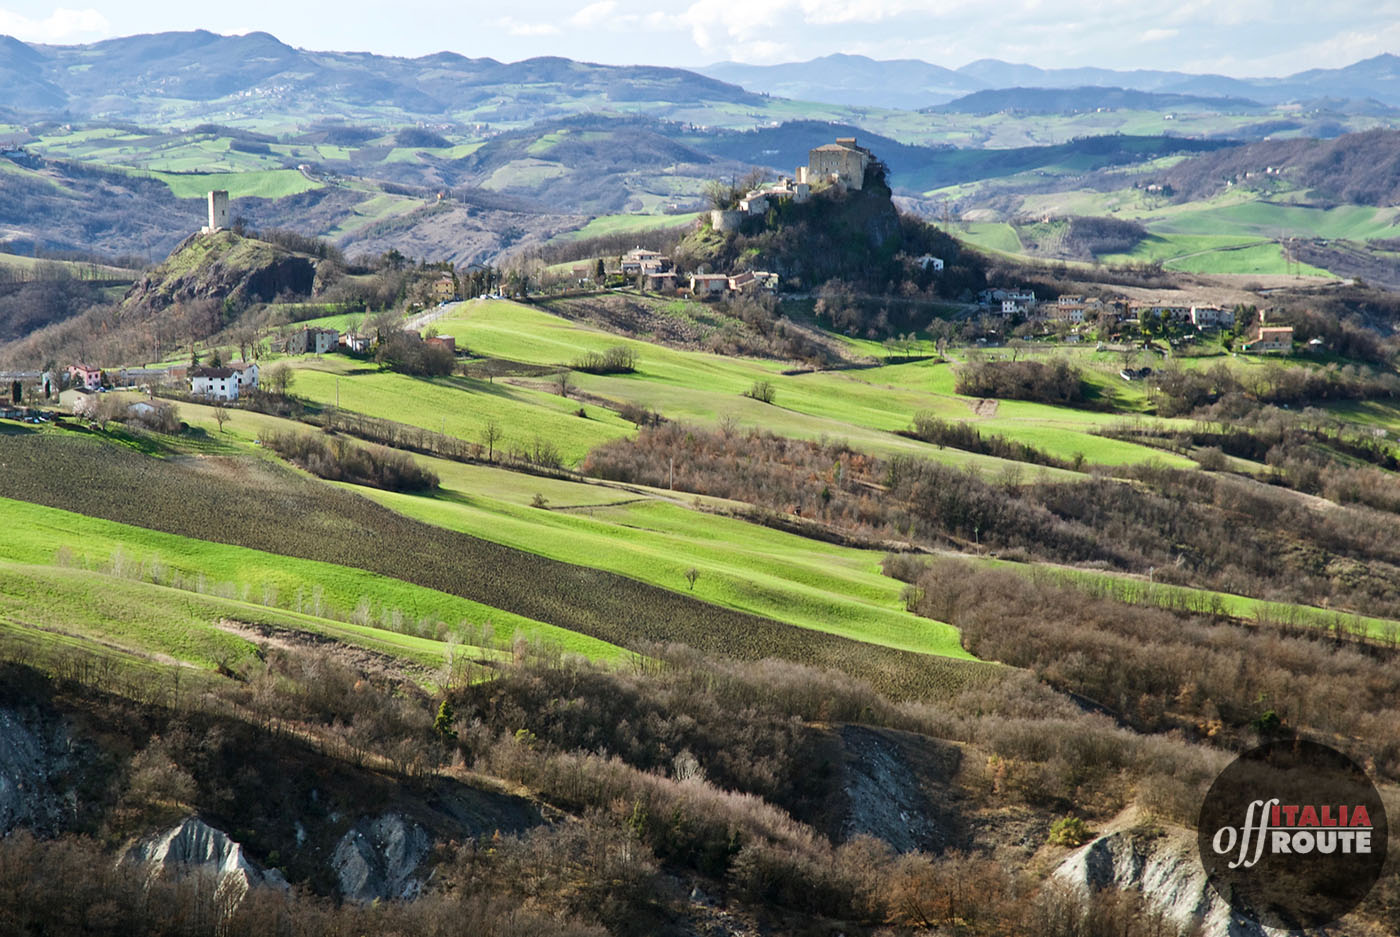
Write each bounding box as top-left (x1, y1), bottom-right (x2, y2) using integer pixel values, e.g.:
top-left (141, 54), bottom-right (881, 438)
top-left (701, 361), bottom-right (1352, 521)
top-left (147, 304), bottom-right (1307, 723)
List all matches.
top-left (203, 190), bottom-right (229, 233)
top-left (801, 137), bottom-right (871, 190)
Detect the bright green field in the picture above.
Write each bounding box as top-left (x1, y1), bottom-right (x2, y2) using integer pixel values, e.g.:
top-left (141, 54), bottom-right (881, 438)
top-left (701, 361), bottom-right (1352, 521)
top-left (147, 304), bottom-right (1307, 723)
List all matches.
top-left (143, 168), bottom-right (322, 200)
top-left (1148, 201), bottom-right (1400, 241)
top-left (953, 222), bottom-right (1024, 254)
top-left (1099, 233), bottom-right (1264, 266)
top-left (172, 403), bottom-right (972, 660)
top-left (0, 495), bottom-right (624, 662)
top-left (285, 357), bottom-right (636, 466)
top-left (430, 301), bottom-right (1189, 469)
top-left (558, 211), bottom-right (704, 242)
top-left (0, 560), bottom-right (502, 676)
top-left (1163, 241), bottom-right (1334, 276)
top-left (364, 475), bottom-right (970, 660)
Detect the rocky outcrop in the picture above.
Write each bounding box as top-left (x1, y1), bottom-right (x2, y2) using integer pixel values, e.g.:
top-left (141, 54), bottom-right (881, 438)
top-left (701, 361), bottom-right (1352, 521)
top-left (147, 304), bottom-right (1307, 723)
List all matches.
top-left (1055, 828), bottom-right (1268, 937)
top-left (829, 725), bottom-right (968, 855)
top-left (120, 229), bottom-right (318, 317)
top-left (0, 707), bottom-right (71, 835)
top-left (333, 813), bottom-right (431, 902)
top-left (126, 817), bottom-right (284, 903)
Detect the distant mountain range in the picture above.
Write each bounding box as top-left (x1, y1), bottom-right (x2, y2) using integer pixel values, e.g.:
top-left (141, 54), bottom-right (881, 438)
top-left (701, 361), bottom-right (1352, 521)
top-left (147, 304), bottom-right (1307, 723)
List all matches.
top-left (700, 52), bottom-right (1400, 110)
top-left (0, 30), bottom-right (757, 122)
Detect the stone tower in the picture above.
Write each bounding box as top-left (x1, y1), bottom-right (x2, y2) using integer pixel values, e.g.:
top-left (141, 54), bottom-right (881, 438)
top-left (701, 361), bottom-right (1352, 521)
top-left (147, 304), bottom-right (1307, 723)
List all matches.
top-left (205, 190), bottom-right (229, 232)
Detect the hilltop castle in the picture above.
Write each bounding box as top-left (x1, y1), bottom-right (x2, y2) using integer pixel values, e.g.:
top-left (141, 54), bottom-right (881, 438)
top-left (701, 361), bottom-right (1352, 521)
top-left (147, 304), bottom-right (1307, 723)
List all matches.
top-left (711, 136), bottom-right (874, 233)
top-left (798, 137), bottom-right (871, 190)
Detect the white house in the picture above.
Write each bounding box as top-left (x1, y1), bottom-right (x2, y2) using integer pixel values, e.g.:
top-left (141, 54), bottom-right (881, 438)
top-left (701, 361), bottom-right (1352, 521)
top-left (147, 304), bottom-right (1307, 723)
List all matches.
top-left (190, 366), bottom-right (239, 401)
top-left (227, 360), bottom-right (259, 392)
top-left (915, 255), bottom-right (944, 272)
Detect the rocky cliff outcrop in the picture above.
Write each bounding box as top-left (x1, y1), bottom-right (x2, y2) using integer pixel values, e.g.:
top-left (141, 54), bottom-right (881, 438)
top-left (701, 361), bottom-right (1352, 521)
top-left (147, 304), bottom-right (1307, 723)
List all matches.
top-left (0, 707), bottom-right (72, 835)
top-left (333, 813), bottom-right (431, 902)
top-left (1055, 827), bottom-right (1268, 937)
top-left (125, 817), bottom-right (285, 903)
top-left (120, 229), bottom-right (318, 318)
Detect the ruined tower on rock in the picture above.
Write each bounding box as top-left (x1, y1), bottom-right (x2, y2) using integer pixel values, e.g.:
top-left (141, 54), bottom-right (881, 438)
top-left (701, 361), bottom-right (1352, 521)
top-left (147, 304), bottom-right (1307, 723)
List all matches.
top-left (203, 190), bottom-right (229, 233)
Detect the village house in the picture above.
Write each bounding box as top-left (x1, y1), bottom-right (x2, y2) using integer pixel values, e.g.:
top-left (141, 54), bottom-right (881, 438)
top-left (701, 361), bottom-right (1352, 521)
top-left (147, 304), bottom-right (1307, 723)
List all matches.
top-left (1046, 300), bottom-right (1086, 324)
top-left (67, 364), bottom-right (103, 392)
top-left (621, 248), bottom-right (671, 276)
top-left (1190, 305), bottom-right (1235, 330)
top-left (728, 271), bottom-right (758, 293)
top-left (915, 255), bottom-right (944, 272)
top-left (227, 360), bottom-right (259, 393)
top-left (118, 367), bottom-right (172, 387)
top-left (642, 270), bottom-right (678, 292)
top-left (189, 366), bottom-right (239, 400)
top-left (425, 334), bottom-right (457, 353)
top-left (340, 333), bottom-right (371, 354)
top-left (1241, 325), bottom-right (1294, 354)
top-left (429, 273), bottom-right (458, 303)
top-left (689, 273), bottom-right (731, 297)
top-left (282, 327), bottom-right (340, 355)
top-left (979, 288), bottom-right (1036, 309)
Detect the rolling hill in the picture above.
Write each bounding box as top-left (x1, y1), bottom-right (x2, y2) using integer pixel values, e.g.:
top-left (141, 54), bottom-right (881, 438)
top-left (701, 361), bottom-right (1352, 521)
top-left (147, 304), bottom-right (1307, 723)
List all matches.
top-left (0, 30), bottom-right (760, 125)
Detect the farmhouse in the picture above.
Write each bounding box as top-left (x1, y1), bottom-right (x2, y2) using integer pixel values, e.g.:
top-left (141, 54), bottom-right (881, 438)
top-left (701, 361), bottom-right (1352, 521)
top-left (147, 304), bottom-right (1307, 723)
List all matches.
top-left (642, 270), bottom-right (678, 292)
top-left (728, 271), bottom-right (757, 293)
top-left (429, 273), bottom-right (457, 303)
top-left (425, 335), bottom-right (457, 353)
top-left (227, 360), bottom-right (259, 392)
top-left (282, 327), bottom-right (340, 355)
top-left (1242, 325), bottom-right (1294, 354)
top-left (340, 333), bottom-right (371, 353)
top-left (190, 366), bottom-right (239, 400)
top-left (690, 273), bottom-right (731, 296)
top-left (1190, 305), bottom-right (1235, 329)
top-left (621, 248), bottom-right (671, 276)
top-left (68, 364), bottom-right (103, 392)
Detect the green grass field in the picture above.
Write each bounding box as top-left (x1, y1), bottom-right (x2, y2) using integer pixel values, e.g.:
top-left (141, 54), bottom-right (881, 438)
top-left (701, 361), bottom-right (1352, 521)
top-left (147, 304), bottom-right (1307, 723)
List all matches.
top-left (0, 495), bottom-right (624, 662)
top-left (286, 357), bottom-right (636, 465)
top-left (428, 301), bottom-right (1189, 469)
top-left (1148, 200), bottom-right (1400, 241)
top-left (143, 168), bottom-right (322, 200)
top-left (0, 560), bottom-right (503, 676)
top-left (557, 212), bottom-right (704, 242)
top-left (171, 400), bottom-right (967, 658)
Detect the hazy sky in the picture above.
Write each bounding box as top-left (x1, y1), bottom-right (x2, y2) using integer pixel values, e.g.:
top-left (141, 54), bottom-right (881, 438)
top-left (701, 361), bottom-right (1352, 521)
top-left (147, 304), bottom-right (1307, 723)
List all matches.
top-left (0, 1), bottom-right (1393, 75)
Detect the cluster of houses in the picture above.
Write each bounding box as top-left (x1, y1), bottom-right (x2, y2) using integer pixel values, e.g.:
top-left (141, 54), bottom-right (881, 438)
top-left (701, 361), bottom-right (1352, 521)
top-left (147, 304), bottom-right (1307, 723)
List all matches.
top-left (607, 247), bottom-right (781, 299)
top-left (979, 288), bottom-right (1241, 331)
top-left (977, 288), bottom-right (1298, 352)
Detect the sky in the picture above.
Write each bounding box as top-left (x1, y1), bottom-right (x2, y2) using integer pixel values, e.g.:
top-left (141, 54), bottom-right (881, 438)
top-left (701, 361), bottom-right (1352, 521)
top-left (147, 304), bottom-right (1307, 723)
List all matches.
top-left (0, 0), bottom-right (1395, 76)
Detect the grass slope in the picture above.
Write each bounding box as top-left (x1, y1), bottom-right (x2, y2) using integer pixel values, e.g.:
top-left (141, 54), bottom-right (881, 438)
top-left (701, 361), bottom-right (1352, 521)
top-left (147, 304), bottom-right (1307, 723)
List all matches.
top-left (0, 431), bottom-right (991, 700)
top-left (0, 496), bottom-right (616, 661)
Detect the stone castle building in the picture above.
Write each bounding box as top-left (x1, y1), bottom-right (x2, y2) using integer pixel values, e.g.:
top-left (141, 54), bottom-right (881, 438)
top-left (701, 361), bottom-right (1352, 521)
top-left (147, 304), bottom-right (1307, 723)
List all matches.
top-left (798, 137), bottom-right (871, 190)
top-left (709, 137), bottom-right (874, 232)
